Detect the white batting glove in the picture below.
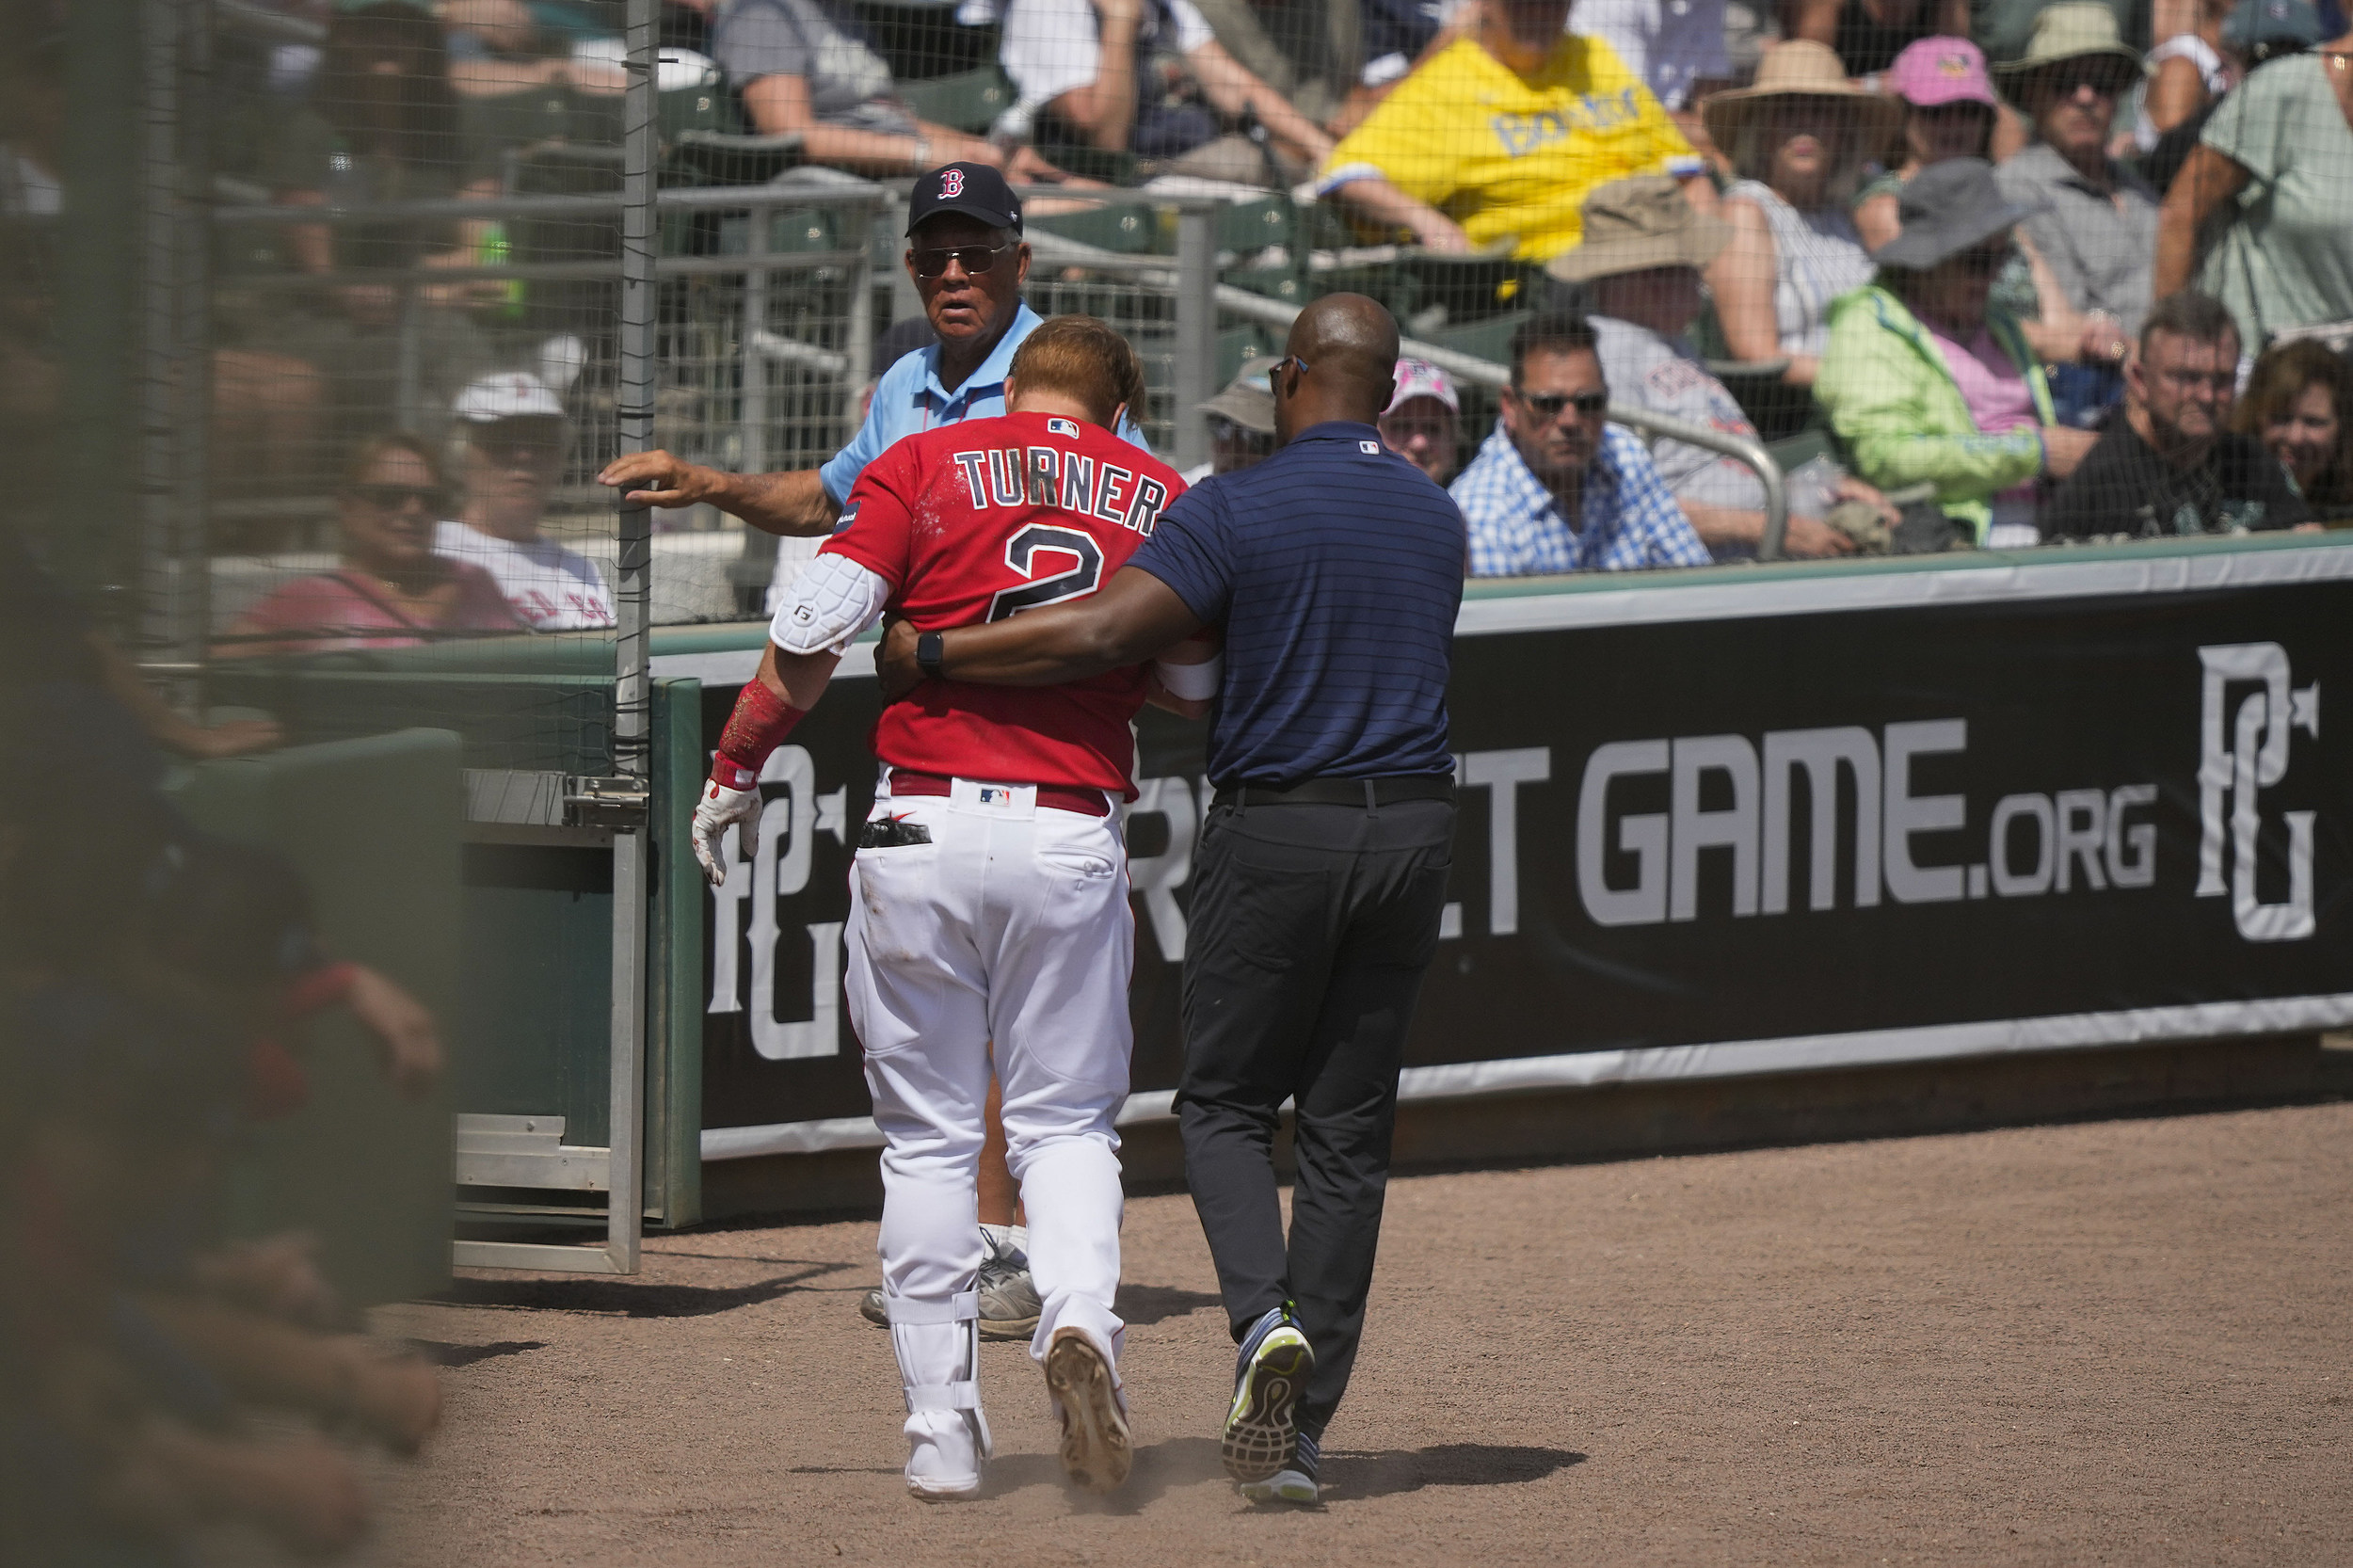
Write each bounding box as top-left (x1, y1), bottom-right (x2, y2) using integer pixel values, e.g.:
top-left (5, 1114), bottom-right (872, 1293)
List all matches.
top-left (692, 777), bottom-right (761, 889)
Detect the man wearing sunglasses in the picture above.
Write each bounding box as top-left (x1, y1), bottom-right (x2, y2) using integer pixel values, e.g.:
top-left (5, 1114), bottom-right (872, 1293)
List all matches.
top-left (1992, 6), bottom-right (2159, 345)
top-left (2044, 290), bottom-right (2310, 539)
top-left (600, 162), bottom-right (1149, 566)
top-left (436, 373), bottom-right (616, 632)
top-left (1450, 312), bottom-right (1712, 575)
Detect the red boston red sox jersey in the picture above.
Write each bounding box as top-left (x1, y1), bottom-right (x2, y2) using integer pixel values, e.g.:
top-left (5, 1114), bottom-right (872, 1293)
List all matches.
top-left (820, 409), bottom-right (1186, 799)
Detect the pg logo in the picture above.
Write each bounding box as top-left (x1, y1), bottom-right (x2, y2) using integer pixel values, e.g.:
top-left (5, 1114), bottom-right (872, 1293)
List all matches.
top-left (2197, 643), bottom-right (2320, 941)
top-left (939, 168), bottom-right (966, 199)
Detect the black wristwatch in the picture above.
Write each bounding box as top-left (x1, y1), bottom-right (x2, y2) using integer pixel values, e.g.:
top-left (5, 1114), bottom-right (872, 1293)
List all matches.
top-left (916, 631), bottom-right (946, 681)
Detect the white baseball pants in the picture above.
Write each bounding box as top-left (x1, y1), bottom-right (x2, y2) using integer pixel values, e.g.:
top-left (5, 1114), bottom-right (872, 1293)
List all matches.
top-left (847, 777), bottom-right (1133, 1424)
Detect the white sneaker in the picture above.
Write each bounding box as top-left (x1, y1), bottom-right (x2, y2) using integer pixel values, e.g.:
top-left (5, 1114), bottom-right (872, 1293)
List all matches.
top-left (1238, 1467), bottom-right (1319, 1505)
top-left (1044, 1327), bottom-right (1131, 1494)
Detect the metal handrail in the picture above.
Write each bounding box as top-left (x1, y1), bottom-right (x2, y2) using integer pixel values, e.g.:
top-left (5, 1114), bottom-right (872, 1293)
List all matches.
top-left (211, 181), bottom-right (894, 227)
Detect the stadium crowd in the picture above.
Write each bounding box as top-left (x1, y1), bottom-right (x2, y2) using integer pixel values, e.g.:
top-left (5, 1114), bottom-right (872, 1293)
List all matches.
top-left (15, 0), bottom-right (2346, 658)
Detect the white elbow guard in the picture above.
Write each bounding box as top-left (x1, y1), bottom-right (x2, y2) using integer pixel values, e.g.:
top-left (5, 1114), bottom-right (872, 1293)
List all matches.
top-left (1154, 651), bottom-right (1222, 701)
top-left (770, 552), bottom-right (890, 656)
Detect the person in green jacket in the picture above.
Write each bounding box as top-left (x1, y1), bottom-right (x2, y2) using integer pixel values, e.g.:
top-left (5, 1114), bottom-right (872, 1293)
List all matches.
top-left (1816, 157), bottom-right (2099, 546)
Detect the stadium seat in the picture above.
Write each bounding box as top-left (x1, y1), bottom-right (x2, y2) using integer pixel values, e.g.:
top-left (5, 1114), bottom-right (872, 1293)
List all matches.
top-left (1223, 264), bottom-right (1305, 305)
top-left (1400, 251), bottom-right (1523, 323)
top-left (1218, 194), bottom-right (1293, 258)
top-left (1030, 200), bottom-right (1159, 254)
top-left (1216, 324), bottom-right (1281, 386)
top-left (896, 66), bottom-right (1017, 134)
top-left (1425, 308), bottom-right (1531, 367)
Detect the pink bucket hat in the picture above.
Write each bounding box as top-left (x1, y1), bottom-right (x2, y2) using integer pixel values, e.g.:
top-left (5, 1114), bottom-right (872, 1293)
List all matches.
top-left (1386, 358), bottom-right (1460, 415)
top-left (1885, 36), bottom-right (1996, 108)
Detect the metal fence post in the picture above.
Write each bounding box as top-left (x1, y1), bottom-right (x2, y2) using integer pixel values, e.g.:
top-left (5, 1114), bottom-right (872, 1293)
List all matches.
top-left (740, 200), bottom-right (770, 484)
top-left (605, 0), bottom-right (658, 1276)
top-left (1173, 201), bottom-right (1216, 474)
top-left (140, 0), bottom-right (206, 703)
top-left (846, 194), bottom-right (875, 446)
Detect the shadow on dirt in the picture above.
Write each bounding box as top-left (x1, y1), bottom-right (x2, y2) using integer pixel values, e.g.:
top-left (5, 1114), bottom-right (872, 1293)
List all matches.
top-left (411, 1338), bottom-right (548, 1368)
top-left (1113, 1284), bottom-right (1225, 1326)
top-left (983, 1434), bottom-right (1226, 1512)
top-left (1329, 1443), bottom-right (1586, 1498)
top-left (434, 1260), bottom-right (852, 1319)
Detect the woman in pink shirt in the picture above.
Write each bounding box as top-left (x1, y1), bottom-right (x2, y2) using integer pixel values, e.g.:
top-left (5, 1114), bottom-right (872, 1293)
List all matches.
top-left (224, 435), bottom-right (520, 658)
top-left (1816, 158), bottom-right (2100, 547)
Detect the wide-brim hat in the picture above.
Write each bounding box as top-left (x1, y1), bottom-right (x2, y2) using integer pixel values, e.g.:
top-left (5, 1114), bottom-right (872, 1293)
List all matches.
top-left (1545, 175), bottom-right (1733, 283)
top-left (1869, 157), bottom-right (2041, 270)
top-left (1198, 357), bottom-right (1280, 434)
top-left (1992, 3), bottom-right (2143, 90)
top-left (1701, 40), bottom-right (1903, 157)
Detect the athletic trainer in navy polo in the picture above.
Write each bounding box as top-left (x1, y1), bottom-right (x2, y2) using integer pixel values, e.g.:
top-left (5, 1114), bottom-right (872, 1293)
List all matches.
top-left (1127, 417), bottom-right (1464, 787)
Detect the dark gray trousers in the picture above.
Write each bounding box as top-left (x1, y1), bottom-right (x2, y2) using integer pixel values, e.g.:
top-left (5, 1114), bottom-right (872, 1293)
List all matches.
top-left (1176, 793), bottom-right (1454, 1440)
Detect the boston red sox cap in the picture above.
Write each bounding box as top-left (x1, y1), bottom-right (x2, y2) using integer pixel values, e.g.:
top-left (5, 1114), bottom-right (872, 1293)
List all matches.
top-left (905, 162), bottom-right (1023, 236)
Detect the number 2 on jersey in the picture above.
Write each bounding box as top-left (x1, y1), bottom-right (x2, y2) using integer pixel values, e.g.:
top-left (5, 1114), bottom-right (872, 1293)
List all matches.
top-left (986, 524), bottom-right (1103, 622)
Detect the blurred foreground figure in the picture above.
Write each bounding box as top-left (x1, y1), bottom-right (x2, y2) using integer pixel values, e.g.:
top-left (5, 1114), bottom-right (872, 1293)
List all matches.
top-left (2, 532), bottom-right (446, 1562)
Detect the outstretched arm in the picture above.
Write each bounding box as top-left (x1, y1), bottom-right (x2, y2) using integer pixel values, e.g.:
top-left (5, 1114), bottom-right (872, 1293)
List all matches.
top-left (598, 452), bottom-right (843, 536)
top-left (877, 566), bottom-right (1202, 695)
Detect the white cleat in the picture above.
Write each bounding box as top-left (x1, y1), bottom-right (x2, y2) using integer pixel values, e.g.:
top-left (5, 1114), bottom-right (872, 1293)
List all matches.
top-left (904, 1408), bottom-right (988, 1500)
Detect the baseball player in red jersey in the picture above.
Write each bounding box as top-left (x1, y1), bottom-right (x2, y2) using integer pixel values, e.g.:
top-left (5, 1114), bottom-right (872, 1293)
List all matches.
top-left (689, 317), bottom-right (1214, 1499)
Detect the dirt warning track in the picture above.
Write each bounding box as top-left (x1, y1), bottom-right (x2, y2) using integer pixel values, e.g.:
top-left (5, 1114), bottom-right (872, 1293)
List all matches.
top-left (346, 1099), bottom-right (2351, 1567)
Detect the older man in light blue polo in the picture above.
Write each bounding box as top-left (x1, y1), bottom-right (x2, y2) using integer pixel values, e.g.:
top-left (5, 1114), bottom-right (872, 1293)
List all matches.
top-left (599, 161), bottom-right (1149, 579)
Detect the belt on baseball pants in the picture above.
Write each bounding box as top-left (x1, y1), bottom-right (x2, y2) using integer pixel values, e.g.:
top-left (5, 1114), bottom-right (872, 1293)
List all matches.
top-left (886, 769), bottom-right (1113, 818)
top-left (1211, 776), bottom-right (1457, 810)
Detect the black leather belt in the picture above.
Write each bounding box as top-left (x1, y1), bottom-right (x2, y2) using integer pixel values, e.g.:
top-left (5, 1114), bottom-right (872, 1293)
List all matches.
top-left (1211, 776), bottom-right (1457, 810)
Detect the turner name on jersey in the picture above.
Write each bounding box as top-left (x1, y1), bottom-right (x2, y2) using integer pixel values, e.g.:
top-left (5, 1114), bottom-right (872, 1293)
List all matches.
top-left (945, 443), bottom-right (1173, 538)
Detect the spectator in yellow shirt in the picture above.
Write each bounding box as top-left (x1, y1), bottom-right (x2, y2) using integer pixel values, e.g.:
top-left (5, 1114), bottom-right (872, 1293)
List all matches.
top-left (1315, 0), bottom-right (1714, 261)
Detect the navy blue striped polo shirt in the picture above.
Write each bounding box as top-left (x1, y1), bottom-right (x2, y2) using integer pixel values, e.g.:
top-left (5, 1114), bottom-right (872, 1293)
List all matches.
top-left (1128, 421), bottom-right (1465, 786)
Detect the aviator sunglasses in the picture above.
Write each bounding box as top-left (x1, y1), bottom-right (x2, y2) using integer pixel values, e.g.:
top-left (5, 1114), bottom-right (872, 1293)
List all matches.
top-left (909, 239), bottom-right (1021, 280)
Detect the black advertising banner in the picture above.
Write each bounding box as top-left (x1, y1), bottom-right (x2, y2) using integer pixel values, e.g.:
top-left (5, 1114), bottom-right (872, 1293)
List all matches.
top-left (695, 557), bottom-right (2353, 1142)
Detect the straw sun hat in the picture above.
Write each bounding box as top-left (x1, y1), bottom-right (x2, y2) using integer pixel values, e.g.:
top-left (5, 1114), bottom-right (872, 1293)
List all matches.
top-left (1701, 40), bottom-right (1902, 163)
top-left (1991, 3), bottom-right (2144, 91)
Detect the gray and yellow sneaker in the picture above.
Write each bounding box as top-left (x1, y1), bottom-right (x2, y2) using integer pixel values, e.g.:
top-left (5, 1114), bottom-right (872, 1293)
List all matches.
top-left (1222, 1305), bottom-right (1313, 1483)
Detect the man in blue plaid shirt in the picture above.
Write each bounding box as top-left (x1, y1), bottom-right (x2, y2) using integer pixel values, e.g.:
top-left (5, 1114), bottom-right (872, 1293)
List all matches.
top-left (1450, 312), bottom-right (1712, 576)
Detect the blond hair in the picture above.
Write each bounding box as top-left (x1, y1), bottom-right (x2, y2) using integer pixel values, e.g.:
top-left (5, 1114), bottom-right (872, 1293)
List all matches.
top-left (1007, 315), bottom-right (1145, 429)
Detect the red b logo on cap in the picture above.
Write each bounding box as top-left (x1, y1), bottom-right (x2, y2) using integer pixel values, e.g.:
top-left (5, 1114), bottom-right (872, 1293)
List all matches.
top-left (940, 168), bottom-right (966, 199)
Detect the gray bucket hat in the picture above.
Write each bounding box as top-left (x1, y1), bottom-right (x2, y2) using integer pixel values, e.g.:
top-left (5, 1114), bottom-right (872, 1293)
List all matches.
top-left (1869, 158), bottom-right (2040, 271)
top-left (1198, 357), bottom-right (1280, 434)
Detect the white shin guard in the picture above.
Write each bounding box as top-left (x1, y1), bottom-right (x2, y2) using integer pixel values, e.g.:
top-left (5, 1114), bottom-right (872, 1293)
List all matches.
top-left (888, 1288), bottom-right (992, 1496)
